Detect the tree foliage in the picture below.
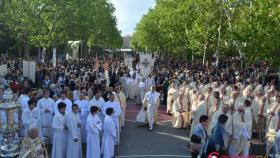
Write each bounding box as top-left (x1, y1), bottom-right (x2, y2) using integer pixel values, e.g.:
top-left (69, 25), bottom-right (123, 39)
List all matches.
top-left (132, 0), bottom-right (280, 65)
top-left (0, 0), bottom-right (122, 54)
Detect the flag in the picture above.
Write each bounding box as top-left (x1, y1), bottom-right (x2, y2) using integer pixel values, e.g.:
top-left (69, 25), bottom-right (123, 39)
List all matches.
top-left (95, 54), bottom-right (99, 70)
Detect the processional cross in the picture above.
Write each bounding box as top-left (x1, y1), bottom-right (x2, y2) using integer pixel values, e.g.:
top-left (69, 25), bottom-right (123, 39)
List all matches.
top-left (141, 58), bottom-right (150, 68)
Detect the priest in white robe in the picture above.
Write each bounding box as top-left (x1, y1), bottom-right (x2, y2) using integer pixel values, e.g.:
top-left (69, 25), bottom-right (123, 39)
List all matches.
top-left (137, 79), bottom-right (146, 105)
top-left (74, 92), bottom-right (90, 143)
top-left (18, 128), bottom-right (48, 158)
top-left (51, 102), bottom-right (67, 158)
top-left (113, 85), bottom-right (126, 127)
top-left (143, 86), bottom-right (160, 131)
top-left (208, 91), bottom-right (223, 120)
top-left (172, 96), bottom-right (188, 128)
top-left (252, 87), bottom-right (268, 142)
top-left (190, 94), bottom-right (207, 135)
top-left (125, 76), bottom-right (134, 99)
top-left (230, 102), bottom-right (252, 156)
top-left (66, 104), bottom-right (82, 158)
top-left (266, 108), bottom-right (280, 155)
top-left (101, 108), bottom-right (117, 158)
top-left (37, 90), bottom-right (54, 141)
top-left (208, 104), bottom-right (232, 148)
top-left (178, 80), bottom-right (190, 123)
top-left (102, 93), bottom-right (122, 144)
top-left (86, 106), bottom-right (102, 158)
top-left (267, 94), bottom-right (280, 127)
top-left (166, 83), bottom-right (178, 114)
top-left (22, 99), bottom-right (42, 139)
top-left (54, 91), bottom-right (72, 114)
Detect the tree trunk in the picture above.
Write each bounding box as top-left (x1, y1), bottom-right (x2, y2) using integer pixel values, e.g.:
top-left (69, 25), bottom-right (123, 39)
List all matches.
top-left (24, 41), bottom-right (29, 60)
top-left (203, 45), bottom-right (206, 65)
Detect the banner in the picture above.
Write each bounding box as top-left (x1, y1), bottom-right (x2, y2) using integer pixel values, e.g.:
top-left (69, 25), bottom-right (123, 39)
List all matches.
top-left (0, 65), bottom-right (7, 77)
top-left (124, 57), bottom-right (133, 68)
top-left (53, 48), bottom-right (57, 67)
top-left (67, 41), bottom-right (81, 60)
top-left (139, 53), bottom-right (155, 78)
top-left (23, 61), bottom-right (36, 83)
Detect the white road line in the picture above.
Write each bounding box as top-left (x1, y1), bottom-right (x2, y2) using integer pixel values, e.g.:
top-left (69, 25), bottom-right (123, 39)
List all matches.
top-left (116, 155), bottom-right (191, 158)
top-left (155, 131), bottom-right (190, 141)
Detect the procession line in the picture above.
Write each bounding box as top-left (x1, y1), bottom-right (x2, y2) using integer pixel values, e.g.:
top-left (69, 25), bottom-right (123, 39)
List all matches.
top-left (116, 155), bottom-right (191, 158)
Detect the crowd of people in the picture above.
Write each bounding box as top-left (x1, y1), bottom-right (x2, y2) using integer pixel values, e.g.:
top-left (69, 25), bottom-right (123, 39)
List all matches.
top-left (0, 53), bottom-right (279, 158)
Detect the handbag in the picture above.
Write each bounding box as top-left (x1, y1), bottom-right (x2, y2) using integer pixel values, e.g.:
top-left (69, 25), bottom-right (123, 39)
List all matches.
top-left (189, 135), bottom-right (202, 152)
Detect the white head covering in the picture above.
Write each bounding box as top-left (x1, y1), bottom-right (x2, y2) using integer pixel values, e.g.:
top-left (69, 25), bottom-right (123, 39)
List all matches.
top-left (254, 84), bottom-right (264, 94)
top-left (243, 85), bottom-right (253, 97)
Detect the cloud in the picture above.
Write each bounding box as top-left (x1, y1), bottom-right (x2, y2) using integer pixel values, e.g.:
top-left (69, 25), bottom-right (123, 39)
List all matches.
top-left (110, 0), bottom-right (155, 36)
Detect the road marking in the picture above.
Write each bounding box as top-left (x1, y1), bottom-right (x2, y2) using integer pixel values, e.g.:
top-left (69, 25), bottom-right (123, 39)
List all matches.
top-left (116, 155), bottom-right (191, 158)
top-left (155, 131), bottom-right (190, 141)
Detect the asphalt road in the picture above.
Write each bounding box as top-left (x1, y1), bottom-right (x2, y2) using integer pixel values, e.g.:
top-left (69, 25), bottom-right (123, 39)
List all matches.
top-left (116, 102), bottom-right (191, 158)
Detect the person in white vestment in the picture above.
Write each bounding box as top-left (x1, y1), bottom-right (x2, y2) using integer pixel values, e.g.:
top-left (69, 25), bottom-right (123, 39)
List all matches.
top-left (230, 100), bottom-right (252, 156)
top-left (266, 108), bottom-right (280, 155)
top-left (253, 86), bottom-right (268, 142)
top-left (145, 75), bottom-right (155, 92)
top-left (101, 108), bottom-right (117, 158)
top-left (125, 76), bottom-right (134, 99)
top-left (172, 96), bottom-right (188, 128)
top-left (37, 90), bottom-right (54, 141)
top-left (18, 128), bottom-right (48, 158)
top-left (74, 92), bottom-right (90, 143)
top-left (18, 88), bottom-right (31, 110)
top-left (209, 104), bottom-right (232, 148)
top-left (143, 86), bottom-right (160, 131)
top-left (190, 94), bottom-right (207, 135)
top-left (65, 104), bottom-right (82, 158)
top-left (102, 93), bottom-right (122, 143)
top-left (51, 102), bottom-right (67, 158)
top-left (86, 106), bottom-right (102, 158)
top-left (113, 85), bottom-right (126, 127)
top-left (267, 94), bottom-right (280, 131)
top-left (90, 90), bottom-right (105, 123)
top-left (137, 79), bottom-right (146, 105)
top-left (166, 82), bottom-right (179, 114)
top-left (22, 99), bottom-right (42, 139)
top-left (54, 91), bottom-right (72, 114)
top-left (208, 91), bottom-right (223, 119)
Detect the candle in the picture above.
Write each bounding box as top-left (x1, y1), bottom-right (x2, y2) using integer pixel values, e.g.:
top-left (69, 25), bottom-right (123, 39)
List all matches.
top-left (7, 109), bottom-right (14, 129)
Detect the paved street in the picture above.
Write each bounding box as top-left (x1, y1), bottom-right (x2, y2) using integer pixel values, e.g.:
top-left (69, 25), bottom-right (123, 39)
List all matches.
top-left (116, 103), bottom-right (191, 158)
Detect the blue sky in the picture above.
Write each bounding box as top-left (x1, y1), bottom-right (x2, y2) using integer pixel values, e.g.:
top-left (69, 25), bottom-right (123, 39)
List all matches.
top-left (110, 0), bottom-right (156, 36)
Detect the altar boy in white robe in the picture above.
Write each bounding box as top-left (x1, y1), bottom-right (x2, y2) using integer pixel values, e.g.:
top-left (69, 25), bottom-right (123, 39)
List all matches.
top-left (102, 93), bottom-right (122, 144)
top-left (22, 99), bottom-right (42, 139)
top-left (87, 106), bottom-right (102, 158)
top-left (101, 107), bottom-right (117, 158)
top-left (66, 104), bottom-right (82, 158)
top-left (52, 102), bottom-right (67, 158)
top-left (74, 92), bottom-right (90, 143)
top-left (37, 90), bottom-right (54, 141)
